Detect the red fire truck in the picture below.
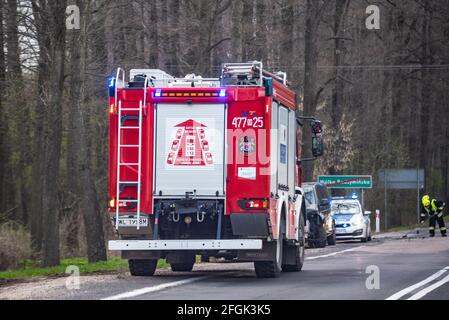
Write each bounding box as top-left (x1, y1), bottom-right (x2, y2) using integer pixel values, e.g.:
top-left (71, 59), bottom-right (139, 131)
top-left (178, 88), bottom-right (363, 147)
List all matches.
top-left (107, 62), bottom-right (324, 278)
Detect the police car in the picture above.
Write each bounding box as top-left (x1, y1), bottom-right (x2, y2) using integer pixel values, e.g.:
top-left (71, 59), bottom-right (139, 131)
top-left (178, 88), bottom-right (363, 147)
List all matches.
top-left (331, 195), bottom-right (372, 243)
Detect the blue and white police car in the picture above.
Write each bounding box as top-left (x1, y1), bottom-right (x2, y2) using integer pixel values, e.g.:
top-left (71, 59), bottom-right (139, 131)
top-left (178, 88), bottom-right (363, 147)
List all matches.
top-left (331, 196), bottom-right (372, 243)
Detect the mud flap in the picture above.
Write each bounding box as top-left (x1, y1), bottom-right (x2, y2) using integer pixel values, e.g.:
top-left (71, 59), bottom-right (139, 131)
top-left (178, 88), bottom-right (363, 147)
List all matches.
top-left (237, 241), bottom-right (276, 262)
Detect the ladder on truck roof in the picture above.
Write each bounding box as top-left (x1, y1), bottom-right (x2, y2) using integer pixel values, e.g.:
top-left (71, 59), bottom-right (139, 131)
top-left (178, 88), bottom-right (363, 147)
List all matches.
top-left (114, 68), bottom-right (146, 230)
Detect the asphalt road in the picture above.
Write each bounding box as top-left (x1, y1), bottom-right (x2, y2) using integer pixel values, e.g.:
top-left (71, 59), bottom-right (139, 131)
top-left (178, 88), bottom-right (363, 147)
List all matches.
top-left (1, 232), bottom-right (449, 300)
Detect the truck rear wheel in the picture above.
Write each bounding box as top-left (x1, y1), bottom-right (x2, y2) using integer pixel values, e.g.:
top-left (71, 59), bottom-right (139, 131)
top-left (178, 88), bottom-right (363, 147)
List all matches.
top-left (128, 259), bottom-right (158, 277)
top-left (254, 220), bottom-right (284, 278)
top-left (282, 210), bottom-right (306, 272)
top-left (171, 262), bottom-right (195, 272)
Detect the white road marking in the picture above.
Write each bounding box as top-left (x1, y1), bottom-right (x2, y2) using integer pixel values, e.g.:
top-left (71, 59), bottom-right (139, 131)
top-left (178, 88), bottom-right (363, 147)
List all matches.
top-left (101, 276), bottom-right (214, 300)
top-left (407, 273), bottom-right (449, 300)
top-left (386, 266), bottom-right (449, 300)
top-left (305, 246), bottom-right (366, 260)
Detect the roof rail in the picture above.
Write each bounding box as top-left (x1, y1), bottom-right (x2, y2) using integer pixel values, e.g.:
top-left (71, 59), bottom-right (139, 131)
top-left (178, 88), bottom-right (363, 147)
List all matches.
top-left (221, 61), bottom-right (264, 87)
top-left (221, 61), bottom-right (290, 87)
top-left (169, 74), bottom-right (221, 88)
top-left (129, 69), bottom-right (220, 88)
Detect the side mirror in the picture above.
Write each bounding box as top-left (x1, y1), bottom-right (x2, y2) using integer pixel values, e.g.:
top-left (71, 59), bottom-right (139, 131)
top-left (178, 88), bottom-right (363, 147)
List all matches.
top-left (311, 120), bottom-right (324, 158)
top-left (311, 120), bottom-right (323, 135)
top-left (312, 136), bottom-right (324, 158)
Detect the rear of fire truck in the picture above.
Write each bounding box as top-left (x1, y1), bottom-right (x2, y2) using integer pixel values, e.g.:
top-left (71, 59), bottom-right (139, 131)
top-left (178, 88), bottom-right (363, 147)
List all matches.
top-left (107, 62), bottom-right (324, 278)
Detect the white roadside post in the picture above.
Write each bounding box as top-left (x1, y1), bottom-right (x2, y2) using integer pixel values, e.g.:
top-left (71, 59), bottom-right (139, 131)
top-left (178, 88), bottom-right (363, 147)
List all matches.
top-left (376, 210), bottom-right (381, 233)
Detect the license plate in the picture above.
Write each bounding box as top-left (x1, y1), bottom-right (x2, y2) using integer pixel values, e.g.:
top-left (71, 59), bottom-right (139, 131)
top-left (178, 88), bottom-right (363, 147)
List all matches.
top-left (117, 218), bottom-right (149, 227)
top-left (336, 228), bottom-right (347, 234)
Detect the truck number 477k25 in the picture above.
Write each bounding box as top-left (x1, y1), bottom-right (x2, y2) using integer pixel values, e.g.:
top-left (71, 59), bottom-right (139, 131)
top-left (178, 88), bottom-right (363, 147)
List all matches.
top-left (231, 117), bottom-right (264, 129)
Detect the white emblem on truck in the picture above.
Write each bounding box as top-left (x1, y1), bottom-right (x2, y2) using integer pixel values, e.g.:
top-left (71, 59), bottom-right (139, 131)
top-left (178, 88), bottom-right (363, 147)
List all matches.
top-left (167, 119), bottom-right (213, 166)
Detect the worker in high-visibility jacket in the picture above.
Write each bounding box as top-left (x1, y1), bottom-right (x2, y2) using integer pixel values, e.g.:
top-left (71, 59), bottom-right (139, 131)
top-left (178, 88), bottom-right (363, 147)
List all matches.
top-left (420, 195), bottom-right (447, 237)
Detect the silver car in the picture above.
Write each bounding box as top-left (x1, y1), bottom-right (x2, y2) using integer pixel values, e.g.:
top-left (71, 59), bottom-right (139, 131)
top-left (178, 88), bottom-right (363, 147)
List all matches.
top-left (332, 199), bottom-right (372, 243)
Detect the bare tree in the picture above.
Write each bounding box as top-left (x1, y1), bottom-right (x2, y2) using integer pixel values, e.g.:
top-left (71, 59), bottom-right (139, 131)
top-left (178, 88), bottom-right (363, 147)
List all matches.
top-left (67, 0), bottom-right (107, 263)
top-left (0, 0), bottom-right (6, 214)
top-left (302, 0), bottom-right (331, 182)
top-left (34, 0), bottom-right (68, 267)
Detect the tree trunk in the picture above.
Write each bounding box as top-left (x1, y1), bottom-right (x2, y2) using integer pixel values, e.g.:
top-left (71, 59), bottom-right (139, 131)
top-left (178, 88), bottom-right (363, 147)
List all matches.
top-left (328, 0), bottom-right (349, 180)
top-left (41, 0), bottom-right (67, 267)
top-left (6, 0), bottom-right (30, 225)
top-left (104, 0), bottom-right (115, 73)
top-left (69, 0), bottom-right (107, 262)
top-left (302, 0), bottom-right (320, 182)
top-left (66, 10), bottom-right (81, 256)
top-left (419, 1), bottom-right (433, 190)
top-left (0, 0), bottom-right (6, 213)
top-left (148, 0), bottom-right (159, 68)
top-left (5, 0), bottom-right (21, 76)
top-left (280, 0), bottom-right (294, 71)
top-left (29, 0), bottom-right (49, 253)
top-left (241, 0), bottom-right (254, 61)
top-left (231, 0), bottom-right (243, 61)
top-left (167, 0), bottom-right (180, 76)
top-left (253, 0), bottom-right (267, 63)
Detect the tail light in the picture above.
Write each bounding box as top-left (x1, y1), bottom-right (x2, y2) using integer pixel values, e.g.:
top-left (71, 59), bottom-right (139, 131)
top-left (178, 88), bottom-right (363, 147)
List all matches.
top-left (108, 199), bottom-right (135, 209)
top-left (109, 199), bottom-right (116, 208)
top-left (239, 199), bottom-right (269, 210)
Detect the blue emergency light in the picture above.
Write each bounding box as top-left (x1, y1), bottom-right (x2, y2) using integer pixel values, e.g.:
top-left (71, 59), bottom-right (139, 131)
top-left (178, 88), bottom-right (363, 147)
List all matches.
top-left (108, 77), bottom-right (115, 97)
top-left (155, 89), bottom-right (162, 97)
top-left (219, 89), bottom-right (227, 97)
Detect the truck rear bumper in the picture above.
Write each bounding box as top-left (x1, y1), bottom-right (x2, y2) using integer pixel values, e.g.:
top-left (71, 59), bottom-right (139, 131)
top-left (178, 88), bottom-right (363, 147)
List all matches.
top-left (109, 239), bottom-right (263, 251)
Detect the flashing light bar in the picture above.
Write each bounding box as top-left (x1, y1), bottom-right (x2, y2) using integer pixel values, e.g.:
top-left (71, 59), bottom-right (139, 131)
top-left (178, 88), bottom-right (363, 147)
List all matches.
top-left (153, 90), bottom-right (227, 98)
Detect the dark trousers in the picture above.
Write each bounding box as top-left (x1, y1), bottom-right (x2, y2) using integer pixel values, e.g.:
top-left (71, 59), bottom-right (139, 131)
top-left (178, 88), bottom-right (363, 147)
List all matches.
top-left (429, 215), bottom-right (447, 236)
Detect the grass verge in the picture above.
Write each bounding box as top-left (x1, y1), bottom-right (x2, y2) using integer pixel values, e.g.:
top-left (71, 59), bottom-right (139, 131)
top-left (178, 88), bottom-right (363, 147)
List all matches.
top-left (0, 257), bottom-right (170, 281)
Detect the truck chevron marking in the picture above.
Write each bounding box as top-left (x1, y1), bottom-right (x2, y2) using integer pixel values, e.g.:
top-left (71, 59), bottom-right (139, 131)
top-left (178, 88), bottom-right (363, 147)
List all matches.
top-left (167, 119), bottom-right (211, 166)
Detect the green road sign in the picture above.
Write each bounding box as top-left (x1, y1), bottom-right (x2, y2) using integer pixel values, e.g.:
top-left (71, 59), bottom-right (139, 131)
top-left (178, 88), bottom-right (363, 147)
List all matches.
top-left (318, 175), bottom-right (373, 189)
